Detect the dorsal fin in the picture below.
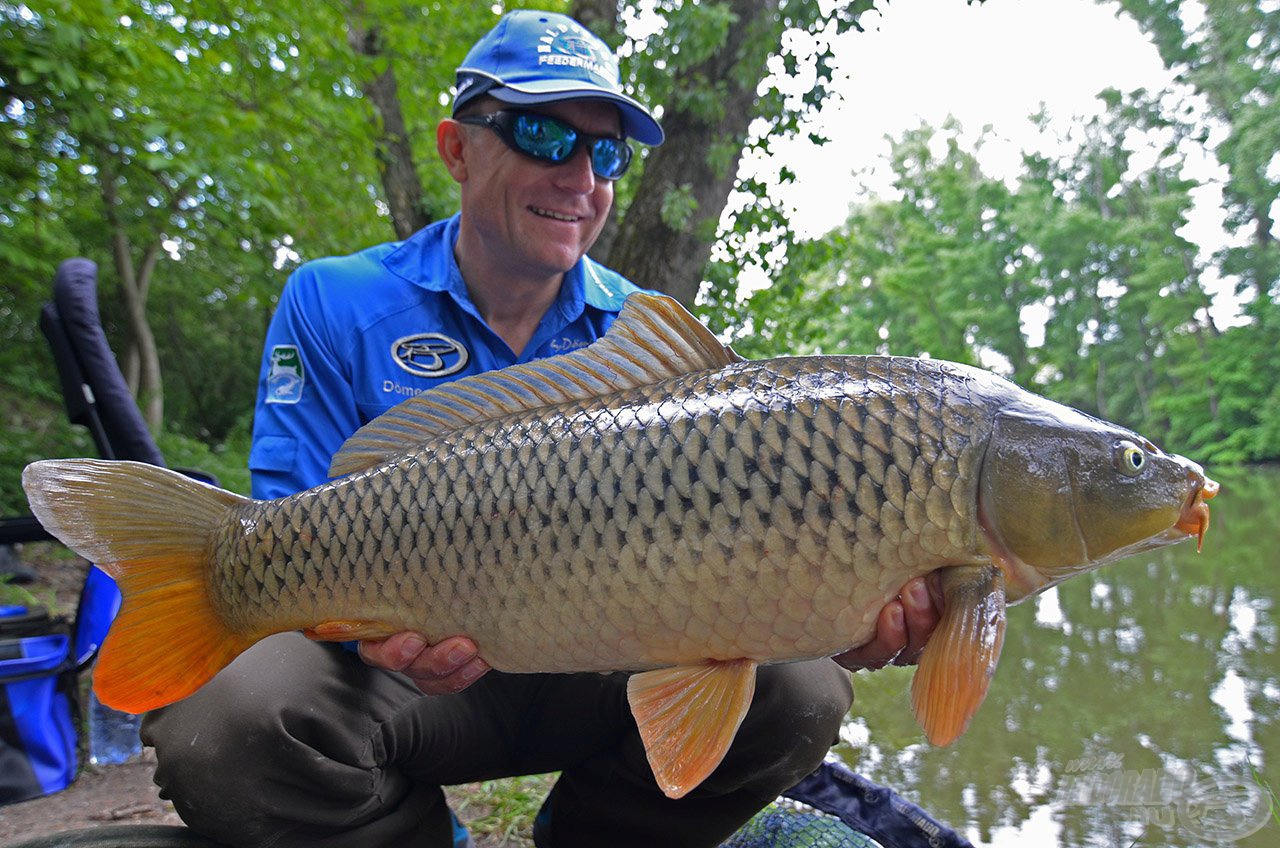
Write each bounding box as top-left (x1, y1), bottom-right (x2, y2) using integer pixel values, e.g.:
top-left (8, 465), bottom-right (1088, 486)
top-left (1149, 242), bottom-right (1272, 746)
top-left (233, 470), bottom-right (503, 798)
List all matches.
top-left (328, 292), bottom-right (740, 477)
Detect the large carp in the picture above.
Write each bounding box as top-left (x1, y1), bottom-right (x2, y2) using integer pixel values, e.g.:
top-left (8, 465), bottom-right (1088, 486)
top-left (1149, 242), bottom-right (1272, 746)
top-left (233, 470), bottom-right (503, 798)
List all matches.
top-left (23, 293), bottom-right (1216, 799)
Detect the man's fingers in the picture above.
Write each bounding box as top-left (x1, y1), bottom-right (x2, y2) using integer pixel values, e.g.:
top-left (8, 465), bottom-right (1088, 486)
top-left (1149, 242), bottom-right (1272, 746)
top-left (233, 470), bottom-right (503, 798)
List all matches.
top-left (894, 574), bottom-right (944, 666)
top-left (359, 633), bottom-right (490, 694)
top-left (357, 632), bottom-right (426, 673)
top-left (832, 601), bottom-right (907, 671)
top-left (831, 574), bottom-right (946, 672)
top-left (415, 656), bottom-right (491, 695)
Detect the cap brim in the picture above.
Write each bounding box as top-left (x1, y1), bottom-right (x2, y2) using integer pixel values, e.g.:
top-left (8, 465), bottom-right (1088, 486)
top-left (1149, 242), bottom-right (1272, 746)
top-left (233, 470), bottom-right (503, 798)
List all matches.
top-left (460, 74), bottom-right (663, 146)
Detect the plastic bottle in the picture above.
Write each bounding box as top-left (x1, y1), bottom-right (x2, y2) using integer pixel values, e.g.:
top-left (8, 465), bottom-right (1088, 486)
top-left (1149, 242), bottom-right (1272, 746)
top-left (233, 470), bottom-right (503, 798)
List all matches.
top-left (87, 689), bottom-right (142, 765)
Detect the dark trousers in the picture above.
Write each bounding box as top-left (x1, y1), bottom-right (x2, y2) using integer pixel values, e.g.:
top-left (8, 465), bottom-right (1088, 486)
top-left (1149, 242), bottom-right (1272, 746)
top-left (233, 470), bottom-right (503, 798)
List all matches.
top-left (142, 633), bottom-right (853, 847)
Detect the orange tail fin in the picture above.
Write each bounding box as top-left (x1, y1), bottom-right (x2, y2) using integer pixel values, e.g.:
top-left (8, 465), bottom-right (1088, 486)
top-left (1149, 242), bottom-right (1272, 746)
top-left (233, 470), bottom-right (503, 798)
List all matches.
top-left (22, 459), bottom-right (258, 713)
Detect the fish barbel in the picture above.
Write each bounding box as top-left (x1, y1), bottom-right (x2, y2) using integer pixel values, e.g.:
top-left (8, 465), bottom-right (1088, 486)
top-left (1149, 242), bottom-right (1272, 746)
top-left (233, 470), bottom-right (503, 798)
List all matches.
top-left (22, 293), bottom-right (1217, 799)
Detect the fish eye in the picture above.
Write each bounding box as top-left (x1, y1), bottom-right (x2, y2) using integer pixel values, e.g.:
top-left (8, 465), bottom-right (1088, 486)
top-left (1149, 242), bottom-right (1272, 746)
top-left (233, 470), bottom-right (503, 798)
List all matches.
top-left (1113, 441), bottom-right (1146, 476)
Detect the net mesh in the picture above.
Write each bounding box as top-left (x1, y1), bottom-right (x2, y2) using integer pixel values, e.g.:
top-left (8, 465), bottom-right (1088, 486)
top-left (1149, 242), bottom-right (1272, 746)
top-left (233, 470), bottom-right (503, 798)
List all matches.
top-left (722, 760), bottom-right (974, 848)
top-left (723, 800), bottom-right (885, 848)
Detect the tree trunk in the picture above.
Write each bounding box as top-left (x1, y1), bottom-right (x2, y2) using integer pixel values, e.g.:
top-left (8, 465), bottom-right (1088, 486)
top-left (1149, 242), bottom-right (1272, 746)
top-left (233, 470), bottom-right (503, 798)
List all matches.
top-left (603, 0), bottom-right (781, 307)
top-left (1193, 326), bottom-right (1221, 432)
top-left (122, 345), bottom-right (139, 395)
top-left (99, 157), bottom-right (164, 432)
top-left (346, 3), bottom-right (431, 240)
top-left (1254, 209), bottom-right (1276, 316)
top-left (1092, 297), bottom-right (1108, 419)
top-left (570, 0), bottom-right (619, 36)
top-left (569, 0), bottom-right (628, 268)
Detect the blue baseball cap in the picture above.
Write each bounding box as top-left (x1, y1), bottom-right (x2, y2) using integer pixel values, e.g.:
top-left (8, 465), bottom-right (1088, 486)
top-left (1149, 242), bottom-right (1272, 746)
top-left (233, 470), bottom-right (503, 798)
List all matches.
top-left (454, 10), bottom-right (664, 146)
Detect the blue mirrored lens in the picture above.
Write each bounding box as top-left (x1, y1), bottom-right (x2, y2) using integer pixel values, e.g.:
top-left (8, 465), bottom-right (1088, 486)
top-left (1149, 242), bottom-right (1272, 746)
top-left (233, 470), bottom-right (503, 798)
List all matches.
top-left (500, 112), bottom-right (633, 180)
top-left (512, 114), bottom-right (577, 162)
top-left (590, 140), bottom-right (631, 180)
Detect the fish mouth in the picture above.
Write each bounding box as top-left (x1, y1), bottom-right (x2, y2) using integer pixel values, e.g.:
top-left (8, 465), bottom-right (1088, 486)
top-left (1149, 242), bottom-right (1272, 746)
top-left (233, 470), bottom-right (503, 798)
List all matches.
top-left (1175, 474), bottom-right (1219, 551)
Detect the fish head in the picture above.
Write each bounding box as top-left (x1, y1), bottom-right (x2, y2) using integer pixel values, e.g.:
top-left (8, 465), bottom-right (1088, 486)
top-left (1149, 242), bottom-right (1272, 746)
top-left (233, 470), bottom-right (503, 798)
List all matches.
top-left (978, 400), bottom-right (1217, 600)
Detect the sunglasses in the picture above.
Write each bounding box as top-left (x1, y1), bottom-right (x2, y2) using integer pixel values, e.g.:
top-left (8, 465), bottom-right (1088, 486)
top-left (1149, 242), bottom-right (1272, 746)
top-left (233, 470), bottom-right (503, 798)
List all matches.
top-left (456, 110), bottom-right (634, 181)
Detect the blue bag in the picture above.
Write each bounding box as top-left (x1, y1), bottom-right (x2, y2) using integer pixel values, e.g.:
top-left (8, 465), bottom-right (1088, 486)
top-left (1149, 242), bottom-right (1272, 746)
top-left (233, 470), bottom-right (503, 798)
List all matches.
top-left (0, 604), bottom-right (78, 806)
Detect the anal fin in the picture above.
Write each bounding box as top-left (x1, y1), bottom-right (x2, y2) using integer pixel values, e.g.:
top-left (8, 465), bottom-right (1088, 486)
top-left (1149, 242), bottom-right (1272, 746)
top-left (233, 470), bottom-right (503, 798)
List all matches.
top-left (626, 659), bottom-right (758, 799)
top-left (910, 564), bottom-right (1007, 746)
top-left (304, 620), bottom-right (400, 641)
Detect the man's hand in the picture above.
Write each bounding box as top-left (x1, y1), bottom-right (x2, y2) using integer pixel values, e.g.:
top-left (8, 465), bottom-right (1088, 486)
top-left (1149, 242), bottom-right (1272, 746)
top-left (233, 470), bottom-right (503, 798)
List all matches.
top-left (832, 574), bottom-right (943, 672)
top-left (359, 575), bottom-right (940, 690)
top-left (358, 633), bottom-right (490, 695)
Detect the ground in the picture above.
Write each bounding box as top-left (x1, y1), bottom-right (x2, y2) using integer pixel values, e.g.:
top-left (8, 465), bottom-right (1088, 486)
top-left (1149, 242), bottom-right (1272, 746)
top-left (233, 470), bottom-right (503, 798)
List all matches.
top-left (0, 751), bottom-right (185, 841)
top-left (0, 752), bottom-right (541, 846)
top-left (0, 544), bottom-right (547, 847)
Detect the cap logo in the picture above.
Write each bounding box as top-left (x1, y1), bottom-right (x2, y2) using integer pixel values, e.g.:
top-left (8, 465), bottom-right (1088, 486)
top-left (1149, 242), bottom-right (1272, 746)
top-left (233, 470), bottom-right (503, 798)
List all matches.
top-left (537, 23), bottom-right (618, 85)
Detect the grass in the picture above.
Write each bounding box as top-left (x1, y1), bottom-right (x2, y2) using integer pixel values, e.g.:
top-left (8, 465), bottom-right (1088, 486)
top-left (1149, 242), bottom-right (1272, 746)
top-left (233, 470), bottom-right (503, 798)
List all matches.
top-left (0, 363), bottom-right (254, 511)
top-left (1246, 752), bottom-right (1279, 829)
top-left (155, 426), bottom-right (252, 496)
top-left (447, 773), bottom-right (557, 846)
top-left (0, 370), bottom-right (95, 515)
top-left (0, 574), bottom-right (59, 612)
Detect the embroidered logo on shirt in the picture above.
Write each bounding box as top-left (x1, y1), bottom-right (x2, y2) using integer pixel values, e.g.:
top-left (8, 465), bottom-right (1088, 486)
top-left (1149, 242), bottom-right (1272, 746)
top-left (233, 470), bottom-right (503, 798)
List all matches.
top-left (549, 337), bottom-right (591, 353)
top-left (266, 345), bottom-right (304, 404)
top-left (390, 333), bottom-right (470, 378)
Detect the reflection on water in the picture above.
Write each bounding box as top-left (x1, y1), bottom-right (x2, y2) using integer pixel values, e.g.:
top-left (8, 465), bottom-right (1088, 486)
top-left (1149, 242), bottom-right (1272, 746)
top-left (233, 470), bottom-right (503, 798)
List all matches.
top-left (838, 465), bottom-right (1278, 847)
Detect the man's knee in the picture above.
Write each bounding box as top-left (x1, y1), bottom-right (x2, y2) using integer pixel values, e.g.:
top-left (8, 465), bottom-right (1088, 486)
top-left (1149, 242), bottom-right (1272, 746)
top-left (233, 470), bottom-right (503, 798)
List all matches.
top-left (706, 659), bottom-right (853, 796)
top-left (141, 633), bottom-right (401, 843)
top-left (758, 659), bottom-right (852, 754)
top-left (143, 633), bottom-right (359, 770)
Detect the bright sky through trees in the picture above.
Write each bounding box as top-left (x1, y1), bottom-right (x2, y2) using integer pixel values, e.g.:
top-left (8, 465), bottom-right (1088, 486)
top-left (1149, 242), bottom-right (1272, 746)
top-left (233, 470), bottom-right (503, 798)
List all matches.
top-left (756, 0), bottom-right (1245, 326)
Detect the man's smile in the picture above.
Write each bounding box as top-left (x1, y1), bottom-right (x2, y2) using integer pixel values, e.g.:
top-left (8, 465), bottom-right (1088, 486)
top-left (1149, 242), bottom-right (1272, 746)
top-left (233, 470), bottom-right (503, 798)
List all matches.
top-left (530, 206), bottom-right (584, 222)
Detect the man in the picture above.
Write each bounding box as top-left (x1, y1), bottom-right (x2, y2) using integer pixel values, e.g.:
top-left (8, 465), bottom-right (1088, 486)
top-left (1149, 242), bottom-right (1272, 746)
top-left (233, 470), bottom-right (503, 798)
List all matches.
top-left (143, 11), bottom-right (939, 847)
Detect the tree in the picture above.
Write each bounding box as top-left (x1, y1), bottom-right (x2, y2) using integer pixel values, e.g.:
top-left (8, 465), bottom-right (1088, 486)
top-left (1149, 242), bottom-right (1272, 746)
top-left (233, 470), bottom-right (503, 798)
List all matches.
top-left (1113, 0), bottom-right (1279, 312)
top-left (747, 89), bottom-right (1244, 458)
top-left (0, 1), bottom-right (469, 434)
top-left (582, 0), bottom-right (877, 309)
top-left (337, 1), bottom-right (510, 236)
top-left (740, 121), bottom-right (1037, 381)
top-left (1111, 0), bottom-right (1280, 459)
top-left (1016, 90), bottom-right (1214, 441)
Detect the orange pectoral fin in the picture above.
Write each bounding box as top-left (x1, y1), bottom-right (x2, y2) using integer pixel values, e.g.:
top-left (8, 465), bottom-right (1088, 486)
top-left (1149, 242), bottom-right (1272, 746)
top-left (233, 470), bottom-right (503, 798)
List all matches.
top-left (303, 620), bottom-right (402, 642)
top-left (910, 564), bottom-right (1007, 746)
top-left (626, 659), bottom-right (759, 799)
top-left (1176, 475), bottom-right (1218, 551)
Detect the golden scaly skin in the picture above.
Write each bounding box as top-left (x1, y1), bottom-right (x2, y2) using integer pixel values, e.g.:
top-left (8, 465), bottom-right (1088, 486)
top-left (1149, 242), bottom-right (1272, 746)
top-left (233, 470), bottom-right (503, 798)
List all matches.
top-left (18, 292), bottom-right (1214, 766)
top-left (210, 355), bottom-right (1002, 672)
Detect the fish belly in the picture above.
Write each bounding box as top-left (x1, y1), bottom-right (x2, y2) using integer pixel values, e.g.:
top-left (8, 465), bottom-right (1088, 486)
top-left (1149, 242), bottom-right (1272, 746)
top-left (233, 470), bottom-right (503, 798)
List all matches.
top-left (211, 357), bottom-right (990, 672)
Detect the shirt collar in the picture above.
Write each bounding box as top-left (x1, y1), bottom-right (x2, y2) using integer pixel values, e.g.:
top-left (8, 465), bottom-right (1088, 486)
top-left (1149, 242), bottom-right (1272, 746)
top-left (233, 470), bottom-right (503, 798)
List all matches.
top-left (381, 212), bottom-right (625, 321)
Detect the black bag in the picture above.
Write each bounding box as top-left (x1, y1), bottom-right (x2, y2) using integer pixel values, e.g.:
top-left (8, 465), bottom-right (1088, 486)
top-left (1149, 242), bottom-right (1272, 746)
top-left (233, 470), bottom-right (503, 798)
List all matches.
top-left (0, 604), bottom-right (78, 806)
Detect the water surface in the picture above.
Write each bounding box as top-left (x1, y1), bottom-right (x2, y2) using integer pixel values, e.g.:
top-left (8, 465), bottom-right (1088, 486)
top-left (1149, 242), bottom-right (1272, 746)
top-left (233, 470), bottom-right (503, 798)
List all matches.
top-left (838, 465), bottom-right (1278, 847)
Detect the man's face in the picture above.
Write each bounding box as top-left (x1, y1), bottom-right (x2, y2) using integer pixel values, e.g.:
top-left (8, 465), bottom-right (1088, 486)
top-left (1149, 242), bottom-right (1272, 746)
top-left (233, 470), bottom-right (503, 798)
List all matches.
top-left (454, 99), bottom-right (621, 283)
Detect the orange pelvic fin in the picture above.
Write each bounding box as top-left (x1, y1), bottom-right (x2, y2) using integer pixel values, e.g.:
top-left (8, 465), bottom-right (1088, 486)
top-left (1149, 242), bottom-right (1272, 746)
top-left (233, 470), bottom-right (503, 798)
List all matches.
top-left (304, 620), bottom-right (400, 641)
top-left (910, 564), bottom-right (1007, 746)
top-left (626, 659), bottom-right (758, 799)
top-left (22, 459), bottom-right (256, 714)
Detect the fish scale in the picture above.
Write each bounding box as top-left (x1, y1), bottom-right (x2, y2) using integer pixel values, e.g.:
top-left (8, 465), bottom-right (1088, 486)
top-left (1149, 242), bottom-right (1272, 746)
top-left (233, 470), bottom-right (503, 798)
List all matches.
top-left (22, 291), bottom-right (1215, 799)
top-left (207, 356), bottom-right (983, 673)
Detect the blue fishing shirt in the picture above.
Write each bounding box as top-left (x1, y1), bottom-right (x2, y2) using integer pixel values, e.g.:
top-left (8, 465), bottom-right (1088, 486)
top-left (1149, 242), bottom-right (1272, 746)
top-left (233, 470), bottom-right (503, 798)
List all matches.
top-left (249, 213), bottom-right (643, 499)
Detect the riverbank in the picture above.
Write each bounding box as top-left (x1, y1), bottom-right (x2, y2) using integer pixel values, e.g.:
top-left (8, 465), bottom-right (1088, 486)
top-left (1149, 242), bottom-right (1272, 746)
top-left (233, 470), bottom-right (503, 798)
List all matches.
top-left (0, 543), bottom-right (549, 847)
